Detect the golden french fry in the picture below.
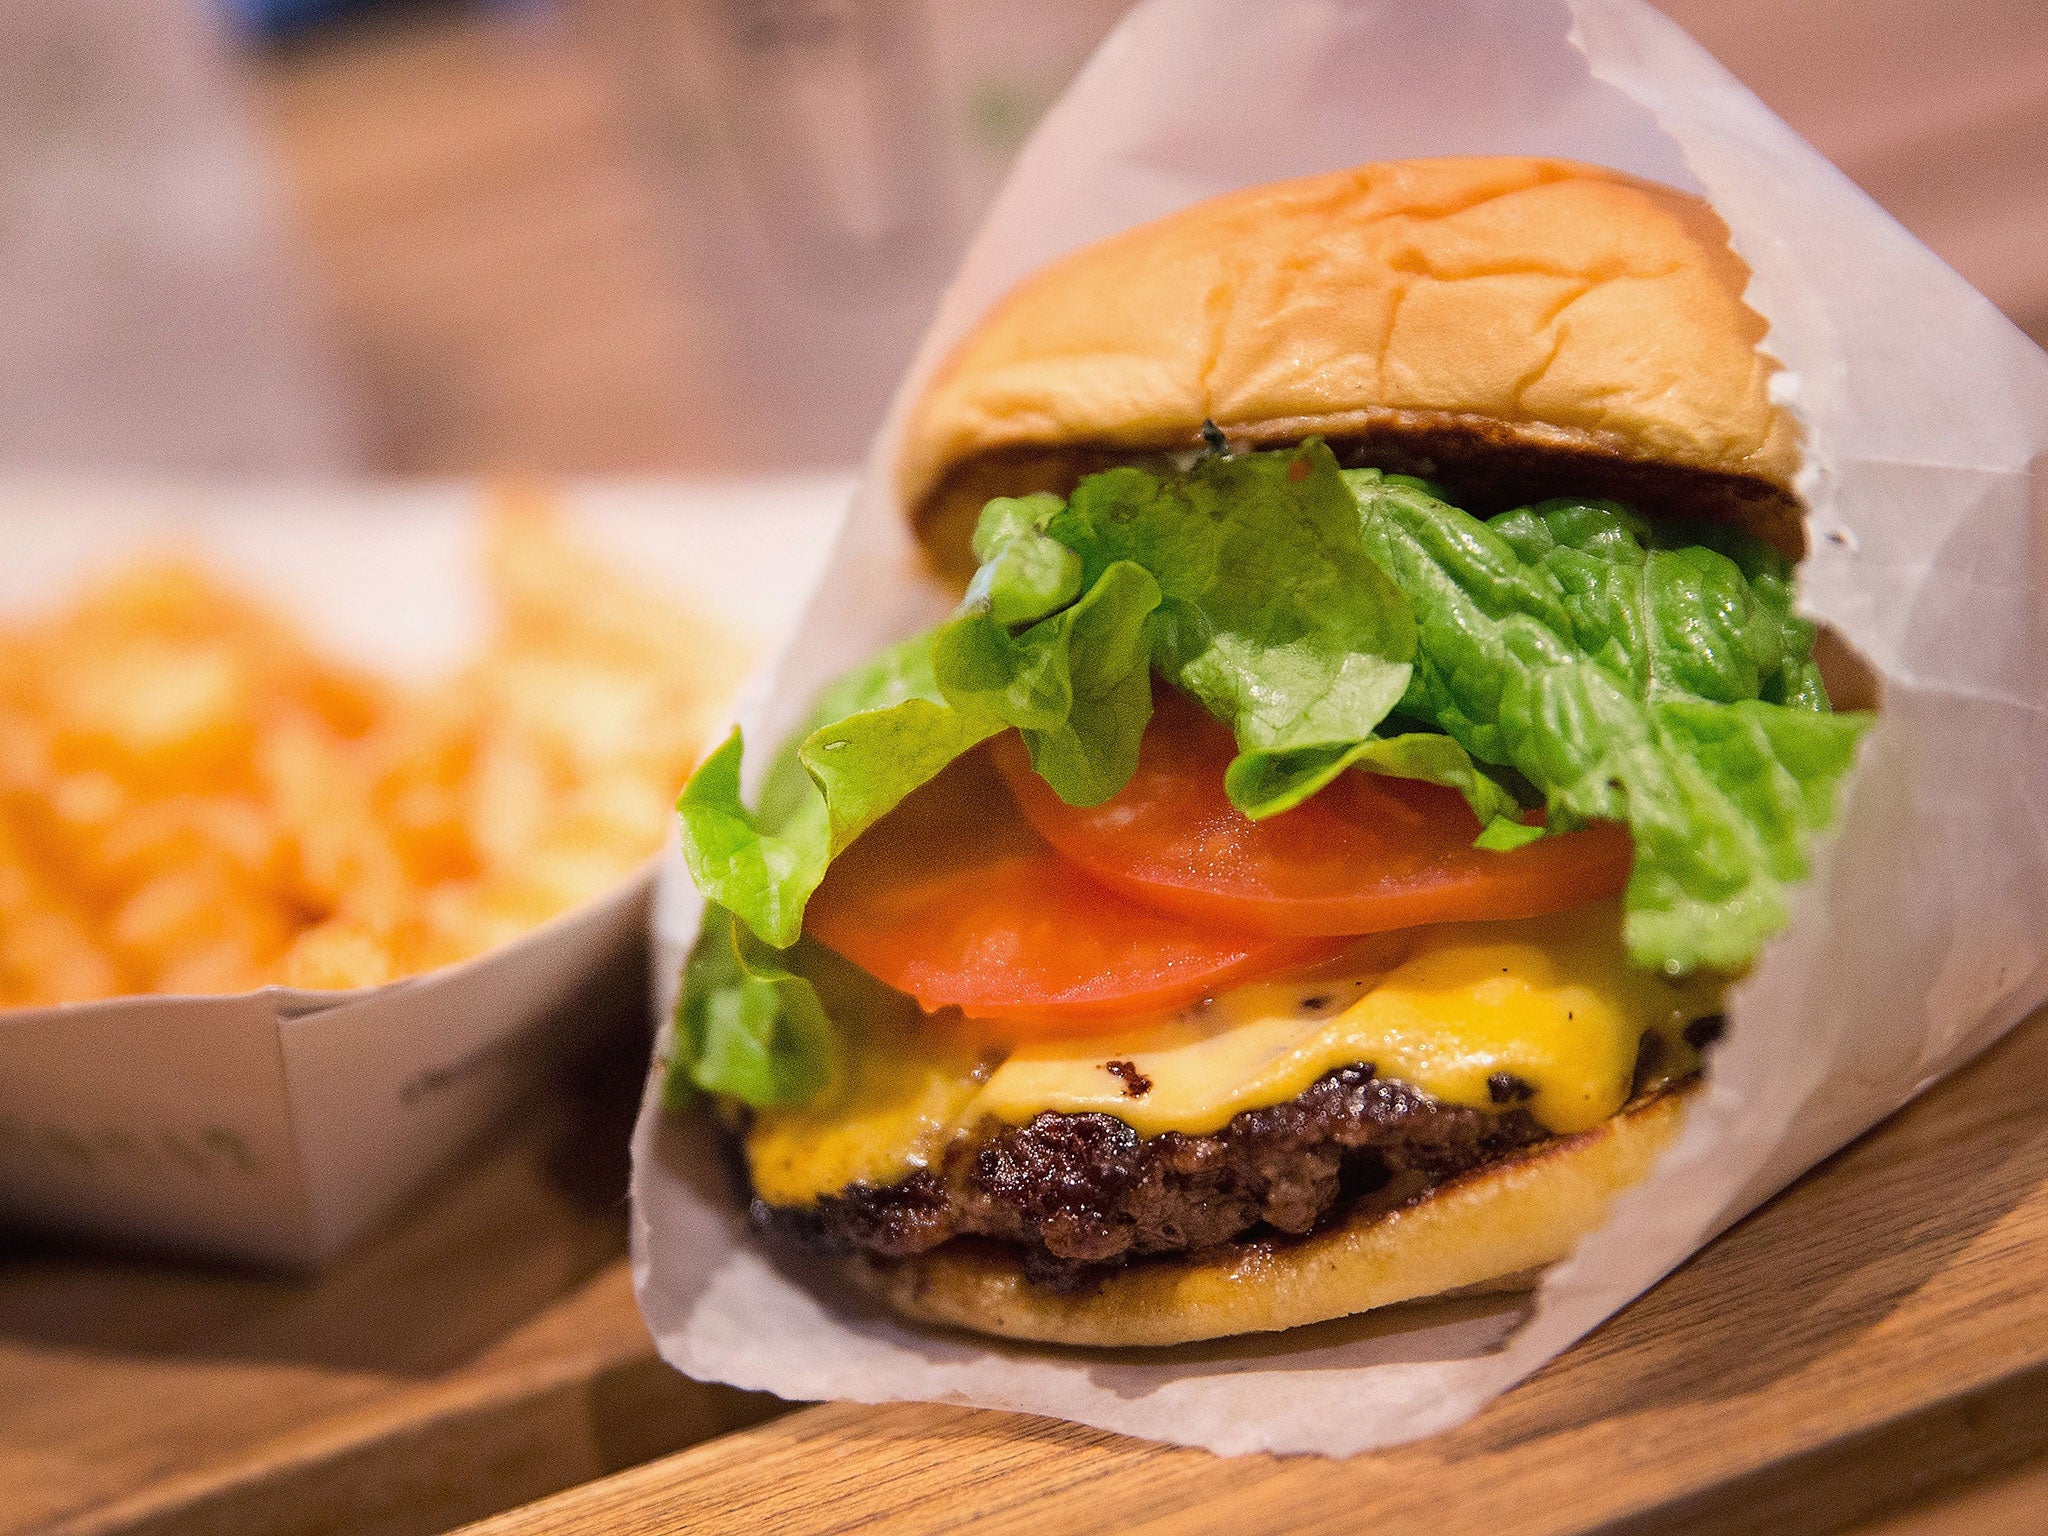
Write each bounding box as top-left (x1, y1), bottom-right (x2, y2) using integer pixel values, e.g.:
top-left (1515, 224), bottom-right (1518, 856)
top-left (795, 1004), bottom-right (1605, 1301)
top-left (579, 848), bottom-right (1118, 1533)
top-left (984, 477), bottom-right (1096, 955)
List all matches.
top-left (280, 920), bottom-right (402, 992)
top-left (108, 863), bottom-right (293, 997)
top-left (93, 795), bottom-right (281, 892)
top-left (42, 639), bottom-right (259, 789)
top-left (483, 484), bottom-right (750, 671)
top-left (1, 909), bottom-right (127, 1008)
top-left (0, 490), bottom-right (748, 1006)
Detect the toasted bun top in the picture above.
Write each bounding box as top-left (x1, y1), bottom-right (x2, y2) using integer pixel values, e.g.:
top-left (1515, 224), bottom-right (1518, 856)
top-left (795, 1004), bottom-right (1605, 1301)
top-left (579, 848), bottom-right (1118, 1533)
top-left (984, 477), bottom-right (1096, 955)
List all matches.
top-left (901, 157), bottom-right (1800, 573)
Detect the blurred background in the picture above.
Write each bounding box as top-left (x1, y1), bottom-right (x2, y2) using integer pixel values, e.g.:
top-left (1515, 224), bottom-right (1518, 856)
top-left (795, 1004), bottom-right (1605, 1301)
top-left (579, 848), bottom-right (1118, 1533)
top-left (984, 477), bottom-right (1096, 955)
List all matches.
top-left (2, 0), bottom-right (2042, 481)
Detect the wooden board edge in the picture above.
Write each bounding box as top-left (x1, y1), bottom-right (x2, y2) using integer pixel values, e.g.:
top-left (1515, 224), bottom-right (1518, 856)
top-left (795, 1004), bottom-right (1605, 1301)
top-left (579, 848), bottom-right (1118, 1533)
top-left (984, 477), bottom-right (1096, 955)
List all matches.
top-left (1597, 1352), bottom-right (2048, 1536)
top-left (46, 1349), bottom-right (786, 1536)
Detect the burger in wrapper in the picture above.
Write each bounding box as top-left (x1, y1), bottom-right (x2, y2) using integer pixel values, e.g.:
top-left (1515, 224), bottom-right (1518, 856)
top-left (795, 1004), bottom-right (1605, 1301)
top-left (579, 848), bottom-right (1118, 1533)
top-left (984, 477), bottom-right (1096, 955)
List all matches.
top-left (664, 157), bottom-right (1872, 1348)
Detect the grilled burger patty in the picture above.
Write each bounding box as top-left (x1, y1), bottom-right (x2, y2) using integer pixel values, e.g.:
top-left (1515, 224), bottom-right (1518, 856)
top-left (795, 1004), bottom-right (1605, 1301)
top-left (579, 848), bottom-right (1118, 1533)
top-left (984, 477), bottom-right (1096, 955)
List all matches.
top-left (748, 1063), bottom-right (1596, 1292)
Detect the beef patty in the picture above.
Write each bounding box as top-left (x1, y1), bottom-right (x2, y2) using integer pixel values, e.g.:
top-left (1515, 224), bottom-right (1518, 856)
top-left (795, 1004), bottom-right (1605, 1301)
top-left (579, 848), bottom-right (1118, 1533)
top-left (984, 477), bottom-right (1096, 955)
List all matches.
top-left (749, 1063), bottom-right (1562, 1291)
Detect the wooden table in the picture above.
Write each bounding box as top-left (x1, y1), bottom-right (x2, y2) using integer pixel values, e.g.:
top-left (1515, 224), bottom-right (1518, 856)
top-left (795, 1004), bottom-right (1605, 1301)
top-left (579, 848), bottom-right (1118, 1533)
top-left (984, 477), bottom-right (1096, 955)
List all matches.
top-left (0, 1012), bottom-right (781, 1536)
top-left (7, 3), bottom-right (2047, 1534)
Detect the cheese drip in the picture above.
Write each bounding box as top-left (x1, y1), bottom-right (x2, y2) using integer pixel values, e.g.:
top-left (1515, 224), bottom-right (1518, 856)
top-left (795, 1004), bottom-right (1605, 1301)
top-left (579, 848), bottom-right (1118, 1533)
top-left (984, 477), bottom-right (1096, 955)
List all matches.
top-left (744, 902), bottom-right (1723, 1207)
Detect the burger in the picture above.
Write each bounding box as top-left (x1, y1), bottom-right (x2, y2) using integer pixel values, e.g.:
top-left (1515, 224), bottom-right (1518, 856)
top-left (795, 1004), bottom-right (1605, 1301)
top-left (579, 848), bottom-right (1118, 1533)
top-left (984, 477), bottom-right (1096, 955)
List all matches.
top-left (667, 157), bottom-right (1870, 1348)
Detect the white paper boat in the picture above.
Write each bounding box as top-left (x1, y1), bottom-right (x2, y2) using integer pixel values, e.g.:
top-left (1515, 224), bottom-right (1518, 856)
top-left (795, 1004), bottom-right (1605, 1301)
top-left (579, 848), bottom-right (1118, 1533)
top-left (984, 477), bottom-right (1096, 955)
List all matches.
top-left (0, 475), bottom-right (847, 1266)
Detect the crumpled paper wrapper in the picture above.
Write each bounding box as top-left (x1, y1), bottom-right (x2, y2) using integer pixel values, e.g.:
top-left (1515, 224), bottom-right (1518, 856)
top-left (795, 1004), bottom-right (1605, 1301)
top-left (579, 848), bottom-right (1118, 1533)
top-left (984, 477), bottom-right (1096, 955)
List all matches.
top-left (632, 0), bottom-right (2048, 1455)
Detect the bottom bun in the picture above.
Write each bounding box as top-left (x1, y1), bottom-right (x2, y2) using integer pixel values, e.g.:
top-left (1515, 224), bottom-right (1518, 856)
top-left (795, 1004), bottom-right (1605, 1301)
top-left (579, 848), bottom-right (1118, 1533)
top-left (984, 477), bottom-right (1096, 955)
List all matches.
top-left (847, 1084), bottom-right (1692, 1347)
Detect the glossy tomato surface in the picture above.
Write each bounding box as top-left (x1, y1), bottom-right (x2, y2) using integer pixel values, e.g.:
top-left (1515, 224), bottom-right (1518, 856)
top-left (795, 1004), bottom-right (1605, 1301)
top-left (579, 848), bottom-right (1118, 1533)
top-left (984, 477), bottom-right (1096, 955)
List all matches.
top-left (804, 748), bottom-right (1341, 1024)
top-left (992, 687), bottom-right (1632, 939)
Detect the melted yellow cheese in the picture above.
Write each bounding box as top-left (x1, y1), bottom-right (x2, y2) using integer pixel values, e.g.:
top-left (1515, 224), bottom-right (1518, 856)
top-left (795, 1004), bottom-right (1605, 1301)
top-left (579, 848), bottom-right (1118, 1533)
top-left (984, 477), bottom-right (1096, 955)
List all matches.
top-left (742, 957), bottom-right (995, 1204)
top-left (744, 901), bottom-right (1723, 1206)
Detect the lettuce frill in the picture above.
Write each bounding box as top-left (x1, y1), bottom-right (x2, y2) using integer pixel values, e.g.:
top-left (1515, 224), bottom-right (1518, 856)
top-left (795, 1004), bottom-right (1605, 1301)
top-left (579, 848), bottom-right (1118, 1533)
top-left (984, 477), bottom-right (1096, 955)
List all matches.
top-left (672, 443), bottom-right (1869, 1106)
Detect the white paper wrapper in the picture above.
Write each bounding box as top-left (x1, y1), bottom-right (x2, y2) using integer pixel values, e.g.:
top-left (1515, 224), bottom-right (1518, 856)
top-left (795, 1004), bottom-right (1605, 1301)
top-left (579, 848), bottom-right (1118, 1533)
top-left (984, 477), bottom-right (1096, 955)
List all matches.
top-left (632, 0), bottom-right (2048, 1455)
top-left (0, 475), bottom-right (847, 1266)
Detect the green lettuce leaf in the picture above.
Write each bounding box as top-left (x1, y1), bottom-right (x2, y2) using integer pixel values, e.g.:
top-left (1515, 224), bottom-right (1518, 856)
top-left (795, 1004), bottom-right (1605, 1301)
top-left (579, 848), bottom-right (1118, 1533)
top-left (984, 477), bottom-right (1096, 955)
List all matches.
top-left (934, 559), bottom-right (1161, 805)
top-left (1049, 443), bottom-right (1418, 814)
top-left (670, 905), bottom-right (838, 1106)
top-left (1484, 499), bottom-right (1829, 711)
top-left (1475, 817), bottom-right (1548, 852)
top-left (960, 492), bottom-right (1081, 624)
top-left (1223, 730), bottom-right (1524, 823)
top-left (677, 634), bottom-right (998, 949)
top-left (1345, 472), bottom-right (1870, 970)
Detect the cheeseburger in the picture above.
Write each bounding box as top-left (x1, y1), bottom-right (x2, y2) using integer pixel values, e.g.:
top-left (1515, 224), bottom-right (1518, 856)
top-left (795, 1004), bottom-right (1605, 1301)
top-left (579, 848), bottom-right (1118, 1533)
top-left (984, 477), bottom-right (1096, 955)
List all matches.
top-left (669, 157), bottom-right (1870, 1347)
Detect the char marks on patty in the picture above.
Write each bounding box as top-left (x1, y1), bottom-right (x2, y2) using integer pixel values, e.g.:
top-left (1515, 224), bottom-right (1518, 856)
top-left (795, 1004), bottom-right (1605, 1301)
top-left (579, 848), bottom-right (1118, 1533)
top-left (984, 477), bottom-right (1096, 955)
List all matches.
top-left (751, 1064), bottom-right (1547, 1291)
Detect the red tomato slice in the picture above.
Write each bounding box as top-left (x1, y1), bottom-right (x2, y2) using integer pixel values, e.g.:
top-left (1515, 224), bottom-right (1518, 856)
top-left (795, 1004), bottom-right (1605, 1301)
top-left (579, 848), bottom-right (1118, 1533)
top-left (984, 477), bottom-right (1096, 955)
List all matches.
top-left (804, 749), bottom-right (1343, 1025)
top-left (992, 687), bottom-right (1632, 939)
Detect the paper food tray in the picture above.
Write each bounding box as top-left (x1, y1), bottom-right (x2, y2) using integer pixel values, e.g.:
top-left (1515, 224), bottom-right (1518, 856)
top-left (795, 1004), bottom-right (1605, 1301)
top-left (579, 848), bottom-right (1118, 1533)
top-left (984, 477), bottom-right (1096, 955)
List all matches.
top-left (0, 475), bottom-right (847, 1267)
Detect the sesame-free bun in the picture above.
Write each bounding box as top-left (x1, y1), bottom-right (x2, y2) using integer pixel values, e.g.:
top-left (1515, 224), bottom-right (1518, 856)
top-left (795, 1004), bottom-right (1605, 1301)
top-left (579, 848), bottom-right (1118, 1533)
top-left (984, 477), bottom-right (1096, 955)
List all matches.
top-left (901, 158), bottom-right (1799, 575)
top-left (847, 1085), bottom-right (1688, 1348)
